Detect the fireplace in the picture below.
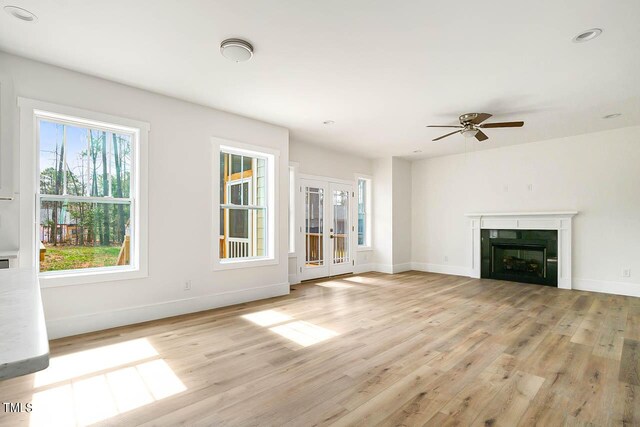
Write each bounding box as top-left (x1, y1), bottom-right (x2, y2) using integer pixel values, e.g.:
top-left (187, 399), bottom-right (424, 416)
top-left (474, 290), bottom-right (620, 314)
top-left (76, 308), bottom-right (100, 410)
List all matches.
top-left (466, 211), bottom-right (577, 289)
top-left (481, 229), bottom-right (558, 286)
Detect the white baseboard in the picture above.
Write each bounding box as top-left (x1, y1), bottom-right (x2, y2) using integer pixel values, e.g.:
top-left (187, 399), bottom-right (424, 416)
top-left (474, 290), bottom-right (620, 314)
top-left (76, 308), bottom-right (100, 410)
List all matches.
top-left (45, 282), bottom-right (290, 340)
top-left (411, 262), bottom-right (470, 277)
top-left (406, 266), bottom-right (640, 298)
top-left (573, 278), bottom-right (640, 298)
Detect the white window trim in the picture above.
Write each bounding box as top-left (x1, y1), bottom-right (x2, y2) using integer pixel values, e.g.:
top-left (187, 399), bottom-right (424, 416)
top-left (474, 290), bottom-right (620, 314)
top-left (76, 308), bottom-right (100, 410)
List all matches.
top-left (212, 137), bottom-right (279, 271)
top-left (288, 162), bottom-right (299, 257)
top-left (18, 98), bottom-right (149, 287)
top-left (355, 174), bottom-right (373, 251)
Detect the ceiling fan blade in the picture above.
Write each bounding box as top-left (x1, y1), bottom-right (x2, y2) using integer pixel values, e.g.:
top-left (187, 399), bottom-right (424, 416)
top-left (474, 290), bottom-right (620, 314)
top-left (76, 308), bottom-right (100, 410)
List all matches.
top-left (470, 113), bottom-right (492, 125)
top-left (433, 130), bottom-right (462, 141)
top-left (480, 121), bottom-right (524, 128)
top-left (426, 125), bottom-right (463, 128)
top-left (475, 130), bottom-right (488, 142)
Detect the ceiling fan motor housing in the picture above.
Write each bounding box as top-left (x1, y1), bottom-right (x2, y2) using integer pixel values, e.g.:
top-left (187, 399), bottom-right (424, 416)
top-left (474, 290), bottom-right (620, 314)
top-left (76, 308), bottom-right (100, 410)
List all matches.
top-left (459, 113), bottom-right (478, 124)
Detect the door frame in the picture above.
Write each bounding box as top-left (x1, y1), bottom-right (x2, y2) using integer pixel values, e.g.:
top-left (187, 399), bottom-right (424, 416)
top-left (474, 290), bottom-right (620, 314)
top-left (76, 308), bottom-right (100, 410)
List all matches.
top-left (298, 174), bottom-right (356, 281)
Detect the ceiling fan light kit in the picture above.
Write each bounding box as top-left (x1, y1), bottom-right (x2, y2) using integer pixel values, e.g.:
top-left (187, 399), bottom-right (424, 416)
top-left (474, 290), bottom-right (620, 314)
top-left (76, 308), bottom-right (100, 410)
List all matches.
top-left (461, 128), bottom-right (479, 138)
top-left (427, 113), bottom-right (524, 142)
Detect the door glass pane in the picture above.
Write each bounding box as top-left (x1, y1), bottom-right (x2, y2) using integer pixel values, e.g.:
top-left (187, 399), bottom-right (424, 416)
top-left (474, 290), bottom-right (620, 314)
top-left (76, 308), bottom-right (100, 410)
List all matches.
top-left (332, 190), bottom-right (349, 264)
top-left (305, 187), bottom-right (323, 267)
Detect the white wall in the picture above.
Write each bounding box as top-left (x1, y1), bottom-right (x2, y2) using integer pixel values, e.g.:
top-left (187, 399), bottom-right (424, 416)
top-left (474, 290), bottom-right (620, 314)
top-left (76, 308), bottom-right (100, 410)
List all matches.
top-left (392, 157), bottom-right (412, 268)
top-left (289, 140), bottom-right (372, 182)
top-left (411, 126), bottom-right (640, 295)
top-left (288, 139), bottom-right (374, 281)
top-left (373, 158), bottom-right (393, 272)
top-left (372, 157), bottom-right (412, 273)
top-left (0, 52), bottom-right (290, 338)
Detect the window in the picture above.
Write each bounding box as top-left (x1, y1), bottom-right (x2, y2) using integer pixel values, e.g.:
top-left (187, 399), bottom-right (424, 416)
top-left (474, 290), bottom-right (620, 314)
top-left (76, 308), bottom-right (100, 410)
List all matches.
top-left (357, 177), bottom-right (371, 247)
top-left (37, 113), bottom-right (139, 275)
top-left (289, 165), bottom-right (295, 253)
top-left (218, 144), bottom-right (276, 265)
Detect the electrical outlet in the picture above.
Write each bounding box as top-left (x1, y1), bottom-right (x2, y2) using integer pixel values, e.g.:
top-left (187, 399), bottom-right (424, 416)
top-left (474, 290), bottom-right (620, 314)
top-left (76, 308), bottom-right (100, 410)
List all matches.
top-left (527, 184), bottom-right (533, 191)
top-left (622, 269), bottom-right (631, 278)
top-left (503, 185), bottom-right (508, 192)
top-left (444, 255), bottom-right (449, 263)
top-left (184, 280), bottom-right (192, 291)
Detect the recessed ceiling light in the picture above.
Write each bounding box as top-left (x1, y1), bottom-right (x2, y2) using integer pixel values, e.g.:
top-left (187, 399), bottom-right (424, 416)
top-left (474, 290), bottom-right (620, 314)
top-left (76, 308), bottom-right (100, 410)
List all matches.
top-left (4, 5), bottom-right (37, 22)
top-left (572, 28), bottom-right (602, 43)
top-left (220, 39), bottom-right (253, 62)
top-left (603, 113), bottom-right (622, 119)
top-left (322, 120), bottom-right (335, 125)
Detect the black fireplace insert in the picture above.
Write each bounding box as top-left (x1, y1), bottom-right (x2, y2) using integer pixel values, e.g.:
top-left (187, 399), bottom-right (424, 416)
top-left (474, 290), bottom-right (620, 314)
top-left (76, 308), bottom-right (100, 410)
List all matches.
top-left (480, 229), bottom-right (558, 286)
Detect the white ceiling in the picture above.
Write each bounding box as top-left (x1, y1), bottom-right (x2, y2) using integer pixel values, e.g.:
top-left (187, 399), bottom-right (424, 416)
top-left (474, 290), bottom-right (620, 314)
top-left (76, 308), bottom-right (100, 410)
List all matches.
top-left (1, 0), bottom-right (639, 158)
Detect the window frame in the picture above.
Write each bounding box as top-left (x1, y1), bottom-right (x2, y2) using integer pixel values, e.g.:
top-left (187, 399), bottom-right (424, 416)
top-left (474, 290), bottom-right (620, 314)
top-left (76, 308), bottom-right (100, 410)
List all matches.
top-left (356, 175), bottom-right (372, 250)
top-left (288, 163), bottom-right (298, 256)
top-left (18, 98), bottom-right (149, 287)
top-left (212, 138), bottom-right (279, 270)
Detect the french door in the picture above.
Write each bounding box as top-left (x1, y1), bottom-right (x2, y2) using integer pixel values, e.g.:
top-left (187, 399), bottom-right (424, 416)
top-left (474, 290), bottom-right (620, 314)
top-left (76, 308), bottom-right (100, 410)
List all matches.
top-left (300, 179), bottom-right (354, 280)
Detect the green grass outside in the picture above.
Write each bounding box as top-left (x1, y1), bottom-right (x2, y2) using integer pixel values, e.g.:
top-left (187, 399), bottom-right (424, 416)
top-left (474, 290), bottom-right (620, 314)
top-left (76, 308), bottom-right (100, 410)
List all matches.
top-left (40, 245), bottom-right (122, 272)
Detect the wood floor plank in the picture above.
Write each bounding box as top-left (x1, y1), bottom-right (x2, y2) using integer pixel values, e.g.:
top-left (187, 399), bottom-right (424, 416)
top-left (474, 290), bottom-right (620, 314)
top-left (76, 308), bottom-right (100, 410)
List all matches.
top-left (619, 338), bottom-right (640, 386)
top-left (469, 370), bottom-right (545, 427)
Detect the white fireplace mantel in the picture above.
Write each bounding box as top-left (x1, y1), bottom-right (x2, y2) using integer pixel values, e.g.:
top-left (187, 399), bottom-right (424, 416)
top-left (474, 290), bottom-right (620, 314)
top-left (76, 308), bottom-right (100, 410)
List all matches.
top-left (465, 211), bottom-right (578, 289)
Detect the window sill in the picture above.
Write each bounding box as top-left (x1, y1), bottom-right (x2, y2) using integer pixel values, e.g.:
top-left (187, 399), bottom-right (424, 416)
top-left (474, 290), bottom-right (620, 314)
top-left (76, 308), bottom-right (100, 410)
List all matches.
top-left (39, 266), bottom-right (147, 288)
top-left (213, 256), bottom-right (278, 271)
top-left (357, 246), bottom-right (373, 252)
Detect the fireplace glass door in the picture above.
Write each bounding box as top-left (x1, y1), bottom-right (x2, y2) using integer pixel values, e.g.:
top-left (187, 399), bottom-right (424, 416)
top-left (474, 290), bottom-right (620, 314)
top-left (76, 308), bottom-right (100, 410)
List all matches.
top-left (492, 243), bottom-right (546, 279)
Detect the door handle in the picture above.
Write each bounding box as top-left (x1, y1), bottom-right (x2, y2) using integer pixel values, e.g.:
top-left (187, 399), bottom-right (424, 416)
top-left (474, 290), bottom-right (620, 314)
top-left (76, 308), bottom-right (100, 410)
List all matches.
top-left (330, 235), bottom-right (334, 239)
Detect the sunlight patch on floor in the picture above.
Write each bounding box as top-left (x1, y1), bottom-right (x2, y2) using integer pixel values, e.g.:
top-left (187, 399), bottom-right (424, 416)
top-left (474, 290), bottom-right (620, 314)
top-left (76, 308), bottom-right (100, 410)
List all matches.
top-left (315, 280), bottom-right (353, 289)
top-left (29, 340), bottom-right (186, 427)
top-left (34, 338), bottom-right (158, 387)
top-left (241, 309), bottom-right (339, 348)
top-left (343, 275), bottom-right (374, 284)
top-left (269, 321), bottom-right (339, 347)
top-left (241, 309), bottom-right (293, 326)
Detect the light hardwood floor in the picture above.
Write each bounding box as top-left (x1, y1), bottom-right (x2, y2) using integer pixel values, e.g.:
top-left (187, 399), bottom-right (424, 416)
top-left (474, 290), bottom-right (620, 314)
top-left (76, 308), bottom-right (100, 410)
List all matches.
top-left (1, 271), bottom-right (639, 426)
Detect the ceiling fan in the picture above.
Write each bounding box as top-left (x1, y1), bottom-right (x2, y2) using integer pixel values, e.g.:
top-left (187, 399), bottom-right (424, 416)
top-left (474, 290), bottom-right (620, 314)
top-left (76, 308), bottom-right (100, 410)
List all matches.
top-left (427, 113), bottom-right (524, 142)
